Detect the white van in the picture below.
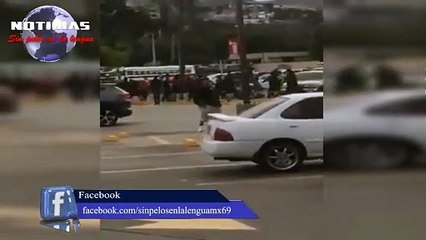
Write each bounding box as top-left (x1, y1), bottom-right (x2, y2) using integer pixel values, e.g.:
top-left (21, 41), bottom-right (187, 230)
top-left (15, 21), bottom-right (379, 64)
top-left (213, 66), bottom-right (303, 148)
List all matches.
top-left (119, 65), bottom-right (196, 81)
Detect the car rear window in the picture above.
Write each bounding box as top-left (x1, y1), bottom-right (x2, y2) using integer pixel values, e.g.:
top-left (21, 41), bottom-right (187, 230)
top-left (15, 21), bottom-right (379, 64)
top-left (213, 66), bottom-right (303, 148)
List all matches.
top-left (239, 97), bottom-right (289, 118)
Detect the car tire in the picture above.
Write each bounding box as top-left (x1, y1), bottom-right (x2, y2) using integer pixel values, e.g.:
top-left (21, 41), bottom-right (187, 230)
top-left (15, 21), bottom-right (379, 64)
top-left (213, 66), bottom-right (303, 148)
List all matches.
top-left (100, 110), bottom-right (118, 127)
top-left (258, 141), bottom-right (304, 171)
top-left (324, 139), bottom-right (409, 169)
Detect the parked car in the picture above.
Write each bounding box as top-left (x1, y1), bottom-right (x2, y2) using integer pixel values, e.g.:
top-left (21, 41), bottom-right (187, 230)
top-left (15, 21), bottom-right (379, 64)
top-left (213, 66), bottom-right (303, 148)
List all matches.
top-left (201, 92), bottom-right (323, 171)
top-left (324, 90), bottom-right (426, 168)
top-left (100, 84), bottom-right (132, 127)
top-left (0, 86), bottom-right (18, 113)
top-left (260, 70), bottom-right (324, 92)
top-left (281, 80), bottom-right (323, 93)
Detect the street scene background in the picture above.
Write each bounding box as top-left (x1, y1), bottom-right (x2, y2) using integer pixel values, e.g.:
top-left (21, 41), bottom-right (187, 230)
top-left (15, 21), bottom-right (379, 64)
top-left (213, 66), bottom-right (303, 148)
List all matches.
top-left (0, 0), bottom-right (100, 239)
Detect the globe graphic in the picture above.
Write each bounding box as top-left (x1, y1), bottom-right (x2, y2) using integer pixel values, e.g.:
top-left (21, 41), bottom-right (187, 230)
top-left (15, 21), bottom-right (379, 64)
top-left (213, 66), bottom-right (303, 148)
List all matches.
top-left (22, 5), bottom-right (77, 62)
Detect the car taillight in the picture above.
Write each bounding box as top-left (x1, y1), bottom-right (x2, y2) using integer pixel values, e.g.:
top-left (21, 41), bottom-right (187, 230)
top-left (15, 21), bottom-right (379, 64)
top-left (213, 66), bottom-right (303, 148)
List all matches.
top-left (213, 128), bottom-right (234, 142)
top-left (119, 93), bottom-right (131, 100)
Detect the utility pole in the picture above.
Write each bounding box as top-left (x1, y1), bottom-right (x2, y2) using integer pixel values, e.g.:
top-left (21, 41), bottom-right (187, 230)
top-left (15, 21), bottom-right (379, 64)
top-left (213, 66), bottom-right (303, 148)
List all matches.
top-left (151, 33), bottom-right (157, 66)
top-left (170, 34), bottom-right (175, 63)
top-left (235, 0), bottom-right (251, 104)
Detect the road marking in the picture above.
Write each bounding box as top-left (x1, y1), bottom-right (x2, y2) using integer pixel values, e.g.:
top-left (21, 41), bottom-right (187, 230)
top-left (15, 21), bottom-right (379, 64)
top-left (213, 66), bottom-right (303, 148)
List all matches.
top-left (101, 151), bottom-right (202, 160)
top-left (100, 163), bottom-right (254, 174)
top-left (125, 219), bottom-right (256, 230)
top-left (148, 136), bottom-right (170, 145)
top-left (196, 175), bottom-right (323, 186)
top-left (102, 144), bottom-right (160, 149)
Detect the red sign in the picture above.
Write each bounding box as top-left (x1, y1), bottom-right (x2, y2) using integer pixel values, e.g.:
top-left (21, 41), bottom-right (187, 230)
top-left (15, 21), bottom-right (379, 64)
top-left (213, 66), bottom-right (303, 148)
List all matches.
top-left (228, 39), bottom-right (239, 57)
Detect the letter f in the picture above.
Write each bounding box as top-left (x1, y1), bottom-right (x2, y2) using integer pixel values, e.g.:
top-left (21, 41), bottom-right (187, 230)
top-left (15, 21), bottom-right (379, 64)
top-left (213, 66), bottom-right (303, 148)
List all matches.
top-left (52, 192), bottom-right (65, 217)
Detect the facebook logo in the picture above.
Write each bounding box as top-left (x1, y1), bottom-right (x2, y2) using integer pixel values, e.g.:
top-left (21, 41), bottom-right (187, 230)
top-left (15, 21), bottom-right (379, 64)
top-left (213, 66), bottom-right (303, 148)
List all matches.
top-left (40, 186), bottom-right (79, 232)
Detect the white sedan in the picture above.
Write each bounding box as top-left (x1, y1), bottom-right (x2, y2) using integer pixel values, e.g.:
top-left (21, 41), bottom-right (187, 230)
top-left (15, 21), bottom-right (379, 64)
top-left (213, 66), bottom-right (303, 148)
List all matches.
top-left (324, 90), bottom-right (426, 168)
top-left (201, 92), bottom-right (323, 171)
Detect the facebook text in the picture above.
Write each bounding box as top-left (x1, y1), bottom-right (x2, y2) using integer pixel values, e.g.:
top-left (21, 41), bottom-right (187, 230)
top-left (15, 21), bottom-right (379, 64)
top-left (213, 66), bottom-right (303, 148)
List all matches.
top-left (77, 191), bottom-right (121, 200)
top-left (81, 206), bottom-right (233, 217)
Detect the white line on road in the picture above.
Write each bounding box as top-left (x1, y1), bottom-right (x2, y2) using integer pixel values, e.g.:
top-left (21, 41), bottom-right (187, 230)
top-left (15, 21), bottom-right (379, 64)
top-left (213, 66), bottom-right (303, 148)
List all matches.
top-left (100, 163), bottom-right (254, 174)
top-left (196, 175), bottom-right (323, 186)
top-left (101, 151), bottom-right (202, 160)
top-left (148, 136), bottom-right (170, 145)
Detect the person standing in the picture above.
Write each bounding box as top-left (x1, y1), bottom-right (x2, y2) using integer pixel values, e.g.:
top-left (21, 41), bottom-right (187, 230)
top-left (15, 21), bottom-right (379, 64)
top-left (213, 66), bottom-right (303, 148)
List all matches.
top-left (187, 75), bottom-right (198, 101)
top-left (162, 76), bottom-right (171, 102)
top-left (215, 75), bottom-right (225, 99)
top-left (138, 78), bottom-right (149, 101)
top-left (223, 72), bottom-right (235, 101)
top-left (284, 69), bottom-right (299, 94)
top-left (150, 76), bottom-right (161, 105)
top-left (193, 79), bottom-right (222, 132)
top-left (267, 69), bottom-right (281, 98)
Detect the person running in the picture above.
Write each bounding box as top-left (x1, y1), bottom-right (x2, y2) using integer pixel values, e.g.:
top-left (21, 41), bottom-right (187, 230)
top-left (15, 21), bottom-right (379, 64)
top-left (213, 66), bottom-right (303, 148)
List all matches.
top-left (193, 79), bottom-right (222, 132)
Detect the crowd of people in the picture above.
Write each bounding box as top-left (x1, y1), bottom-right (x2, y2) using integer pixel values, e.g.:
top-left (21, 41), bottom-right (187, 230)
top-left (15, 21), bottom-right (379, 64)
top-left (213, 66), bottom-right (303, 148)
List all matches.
top-left (118, 74), bottom-right (201, 105)
top-left (116, 67), bottom-right (305, 106)
top-left (117, 73), bottom-right (235, 104)
top-left (115, 68), bottom-right (304, 132)
top-left (262, 69), bottom-right (300, 97)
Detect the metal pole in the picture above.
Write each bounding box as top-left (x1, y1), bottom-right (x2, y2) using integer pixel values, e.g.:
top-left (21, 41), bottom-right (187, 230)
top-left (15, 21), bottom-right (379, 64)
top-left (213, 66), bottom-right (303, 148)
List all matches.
top-left (171, 34), bottom-right (175, 63)
top-left (235, 0), bottom-right (250, 104)
top-left (178, 0), bottom-right (185, 80)
top-left (151, 33), bottom-right (157, 66)
top-left (177, 37), bottom-right (182, 67)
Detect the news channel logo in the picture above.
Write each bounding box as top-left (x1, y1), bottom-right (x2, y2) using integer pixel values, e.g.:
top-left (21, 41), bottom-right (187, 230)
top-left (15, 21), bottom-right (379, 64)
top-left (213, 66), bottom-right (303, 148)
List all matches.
top-left (40, 186), bottom-right (80, 233)
top-left (10, 5), bottom-right (91, 62)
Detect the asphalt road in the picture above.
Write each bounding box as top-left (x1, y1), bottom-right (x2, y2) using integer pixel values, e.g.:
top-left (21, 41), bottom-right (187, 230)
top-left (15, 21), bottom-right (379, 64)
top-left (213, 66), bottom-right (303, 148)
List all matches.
top-left (2, 98), bottom-right (425, 240)
top-left (100, 104), bottom-right (426, 240)
top-left (0, 97), bottom-right (99, 240)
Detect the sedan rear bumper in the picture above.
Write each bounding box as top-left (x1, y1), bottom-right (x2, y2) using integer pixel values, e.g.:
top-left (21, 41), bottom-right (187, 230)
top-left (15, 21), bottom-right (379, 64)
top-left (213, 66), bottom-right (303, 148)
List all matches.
top-left (201, 138), bottom-right (262, 160)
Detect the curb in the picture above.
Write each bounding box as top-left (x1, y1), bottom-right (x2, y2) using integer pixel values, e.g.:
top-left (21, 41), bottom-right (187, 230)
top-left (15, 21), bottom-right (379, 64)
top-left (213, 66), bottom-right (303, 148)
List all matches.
top-left (102, 134), bottom-right (119, 142)
top-left (184, 138), bottom-right (199, 147)
top-left (102, 131), bottom-right (130, 142)
top-left (117, 132), bottom-right (130, 138)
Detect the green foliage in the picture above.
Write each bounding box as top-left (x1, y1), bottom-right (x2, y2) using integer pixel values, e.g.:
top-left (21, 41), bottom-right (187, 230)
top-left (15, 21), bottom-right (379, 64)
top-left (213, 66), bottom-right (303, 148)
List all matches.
top-left (100, 1), bottom-right (323, 66)
top-left (100, 45), bottom-right (129, 67)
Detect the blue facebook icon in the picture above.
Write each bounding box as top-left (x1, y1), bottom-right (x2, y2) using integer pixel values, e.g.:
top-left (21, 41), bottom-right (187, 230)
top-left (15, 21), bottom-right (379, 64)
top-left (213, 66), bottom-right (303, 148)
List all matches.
top-left (40, 186), bottom-right (78, 221)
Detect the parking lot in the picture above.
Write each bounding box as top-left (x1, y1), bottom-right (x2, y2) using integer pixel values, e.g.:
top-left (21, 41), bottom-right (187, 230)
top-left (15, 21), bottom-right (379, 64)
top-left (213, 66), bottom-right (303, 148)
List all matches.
top-left (100, 103), bottom-right (426, 240)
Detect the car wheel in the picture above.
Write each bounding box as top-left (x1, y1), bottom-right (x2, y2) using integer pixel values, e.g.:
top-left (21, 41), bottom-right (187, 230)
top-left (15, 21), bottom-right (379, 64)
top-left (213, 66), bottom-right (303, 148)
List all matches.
top-left (259, 141), bottom-right (304, 171)
top-left (324, 140), bottom-right (409, 169)
top-left (100, 110), bottom-right (118, 127)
